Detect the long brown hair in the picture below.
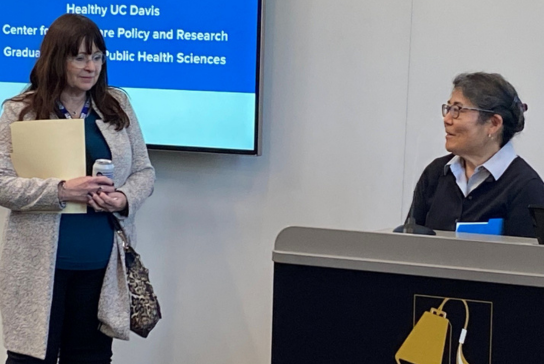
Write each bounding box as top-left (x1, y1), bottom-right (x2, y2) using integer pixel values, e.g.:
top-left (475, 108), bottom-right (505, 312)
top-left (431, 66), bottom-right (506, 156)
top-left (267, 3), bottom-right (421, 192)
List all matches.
top-left (11, 14), bottom-right (129, 130)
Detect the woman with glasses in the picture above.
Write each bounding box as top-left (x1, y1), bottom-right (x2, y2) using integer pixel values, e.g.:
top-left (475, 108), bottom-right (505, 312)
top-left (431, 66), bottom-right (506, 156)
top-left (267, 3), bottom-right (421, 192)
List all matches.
top-left (0, 14), bottom-right (154, 363)
top-left (409, 72), bottom-right (544, 237)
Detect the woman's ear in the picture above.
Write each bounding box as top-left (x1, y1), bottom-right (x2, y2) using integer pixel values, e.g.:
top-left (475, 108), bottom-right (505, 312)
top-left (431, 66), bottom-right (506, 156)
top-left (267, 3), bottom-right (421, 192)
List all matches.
top-left (489, 114), bottom-right (503, 136)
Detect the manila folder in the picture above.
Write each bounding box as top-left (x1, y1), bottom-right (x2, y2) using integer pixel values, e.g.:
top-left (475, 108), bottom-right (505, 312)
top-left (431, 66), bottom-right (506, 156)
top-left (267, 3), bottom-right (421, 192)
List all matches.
top-left (10, 118), bottom-right (86, 214)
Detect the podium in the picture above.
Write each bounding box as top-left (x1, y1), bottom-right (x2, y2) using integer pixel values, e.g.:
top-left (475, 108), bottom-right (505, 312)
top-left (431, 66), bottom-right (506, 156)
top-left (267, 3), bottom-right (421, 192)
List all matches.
top-left (271, 227), bottom-right (544, 364)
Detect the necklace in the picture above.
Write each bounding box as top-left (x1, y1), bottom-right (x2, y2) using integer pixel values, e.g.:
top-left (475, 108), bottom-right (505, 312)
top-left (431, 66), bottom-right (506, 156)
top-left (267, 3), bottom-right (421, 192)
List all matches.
top-left (66, 101), bottom-right (85, 116)
top-left (58, 97), bottom-right (91, 119)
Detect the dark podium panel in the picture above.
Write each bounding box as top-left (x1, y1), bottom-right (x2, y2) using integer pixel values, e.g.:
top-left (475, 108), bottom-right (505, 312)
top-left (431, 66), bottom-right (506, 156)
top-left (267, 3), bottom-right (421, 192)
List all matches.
top-left (271, 227), bottom-right (544, 364)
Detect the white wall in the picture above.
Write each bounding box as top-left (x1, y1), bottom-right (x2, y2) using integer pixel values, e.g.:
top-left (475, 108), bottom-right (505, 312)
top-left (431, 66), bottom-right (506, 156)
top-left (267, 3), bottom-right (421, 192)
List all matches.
top-left (2, 1), bottom-right (544, 363)
top-left (111, 2), bottom-right (412, 363)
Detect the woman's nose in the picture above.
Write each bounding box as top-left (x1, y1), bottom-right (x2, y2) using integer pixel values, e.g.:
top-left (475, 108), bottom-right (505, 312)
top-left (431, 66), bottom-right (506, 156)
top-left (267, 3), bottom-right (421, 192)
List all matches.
top-left (443, 112), bottom-right (454, 125)
top-left (84, 60), bottom-right (96, 72)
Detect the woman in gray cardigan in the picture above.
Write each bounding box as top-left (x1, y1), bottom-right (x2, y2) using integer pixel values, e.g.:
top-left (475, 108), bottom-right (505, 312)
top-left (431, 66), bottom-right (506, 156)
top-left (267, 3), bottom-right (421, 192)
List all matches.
top-left (0, 14), bottom-right (155, 363)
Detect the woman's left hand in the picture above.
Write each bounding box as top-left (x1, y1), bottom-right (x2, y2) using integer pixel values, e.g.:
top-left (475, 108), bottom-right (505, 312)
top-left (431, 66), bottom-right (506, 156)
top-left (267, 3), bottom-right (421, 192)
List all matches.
top-left (87, 191), bottom-right (127, 213)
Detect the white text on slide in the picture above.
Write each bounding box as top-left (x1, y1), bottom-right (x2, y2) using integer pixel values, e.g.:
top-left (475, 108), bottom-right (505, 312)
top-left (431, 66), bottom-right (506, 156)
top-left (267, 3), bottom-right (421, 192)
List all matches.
top-left (3, 47), bottom-right (40, 58)
top-left (65, 4), bottom-right (161, 17)
top-left (106, 50), bottom-right (227, 65)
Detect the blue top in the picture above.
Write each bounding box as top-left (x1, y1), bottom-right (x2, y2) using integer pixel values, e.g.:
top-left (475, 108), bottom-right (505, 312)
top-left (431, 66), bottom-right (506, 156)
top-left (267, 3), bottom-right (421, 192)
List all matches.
top-left (56, 110), bottom-right (115, 270)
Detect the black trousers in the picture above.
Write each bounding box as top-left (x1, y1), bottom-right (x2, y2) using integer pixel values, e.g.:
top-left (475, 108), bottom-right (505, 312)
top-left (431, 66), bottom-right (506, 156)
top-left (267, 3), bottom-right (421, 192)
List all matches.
top-left (6, 269), bottom-right (113, 364)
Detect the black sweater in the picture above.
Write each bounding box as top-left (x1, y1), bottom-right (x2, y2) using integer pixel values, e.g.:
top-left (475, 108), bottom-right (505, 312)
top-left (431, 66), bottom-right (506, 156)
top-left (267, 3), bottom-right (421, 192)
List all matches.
top-left (411, 154), bottom-right (544, 237)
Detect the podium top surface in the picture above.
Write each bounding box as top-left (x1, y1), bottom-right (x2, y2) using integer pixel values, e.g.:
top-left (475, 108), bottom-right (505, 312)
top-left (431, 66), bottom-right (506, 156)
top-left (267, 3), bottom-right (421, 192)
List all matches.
top-left (273, 227), bottom-right (544, 287)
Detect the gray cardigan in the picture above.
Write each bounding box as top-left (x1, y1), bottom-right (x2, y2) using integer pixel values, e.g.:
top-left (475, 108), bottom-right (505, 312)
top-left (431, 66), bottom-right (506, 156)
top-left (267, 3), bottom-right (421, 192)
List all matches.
top-left (0, 89), bottom-right (155, 359)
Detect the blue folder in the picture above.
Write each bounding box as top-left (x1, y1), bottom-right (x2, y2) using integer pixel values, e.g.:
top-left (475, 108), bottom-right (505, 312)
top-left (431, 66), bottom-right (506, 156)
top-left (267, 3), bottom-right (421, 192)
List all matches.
top-left (455, 218), bottom-right (504, 235)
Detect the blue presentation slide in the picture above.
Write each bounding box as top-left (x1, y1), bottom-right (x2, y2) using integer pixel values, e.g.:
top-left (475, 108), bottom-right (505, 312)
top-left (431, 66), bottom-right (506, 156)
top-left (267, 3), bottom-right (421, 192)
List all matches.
top-left (0, 1), bottom-right (260, 152)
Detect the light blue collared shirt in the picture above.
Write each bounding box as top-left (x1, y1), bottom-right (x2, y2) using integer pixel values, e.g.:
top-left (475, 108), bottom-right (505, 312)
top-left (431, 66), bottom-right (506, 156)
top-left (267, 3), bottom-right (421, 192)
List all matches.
top-left (444, 141), bottom-right (517, 197)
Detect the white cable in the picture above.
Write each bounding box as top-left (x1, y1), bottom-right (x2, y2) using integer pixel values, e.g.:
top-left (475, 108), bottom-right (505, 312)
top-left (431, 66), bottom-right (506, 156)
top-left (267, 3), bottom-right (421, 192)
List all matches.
top-left (459, 328), bottom-right (467, 344)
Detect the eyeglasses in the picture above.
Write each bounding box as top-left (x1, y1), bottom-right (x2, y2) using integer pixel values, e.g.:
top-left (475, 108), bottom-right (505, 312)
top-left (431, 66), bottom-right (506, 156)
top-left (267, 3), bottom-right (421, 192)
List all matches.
top-left (69, 52), bottom-right (105, 69)
top-left (441, 104), bottom-right (494, 119)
